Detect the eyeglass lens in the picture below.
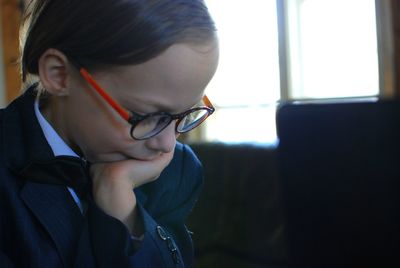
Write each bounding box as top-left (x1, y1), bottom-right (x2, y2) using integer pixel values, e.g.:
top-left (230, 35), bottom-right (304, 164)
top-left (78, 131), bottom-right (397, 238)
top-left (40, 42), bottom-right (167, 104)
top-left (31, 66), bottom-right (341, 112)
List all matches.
top-left (176, 109), bottom-right (210, 132)
top-left (131, 109), bottom-right (211, 140)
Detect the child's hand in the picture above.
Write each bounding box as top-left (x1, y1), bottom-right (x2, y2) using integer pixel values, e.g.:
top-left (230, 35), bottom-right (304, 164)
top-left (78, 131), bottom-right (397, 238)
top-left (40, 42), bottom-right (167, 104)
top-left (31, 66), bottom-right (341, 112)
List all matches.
top-left (89, 150), bottom-right (174, 235)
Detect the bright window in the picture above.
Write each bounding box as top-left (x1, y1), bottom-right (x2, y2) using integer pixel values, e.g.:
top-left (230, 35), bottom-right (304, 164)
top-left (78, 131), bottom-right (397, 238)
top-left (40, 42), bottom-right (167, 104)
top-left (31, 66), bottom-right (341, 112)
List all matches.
top-left (204, 0), bottom-right (280, 144)
top-left (202, 0), bottom-right (385, 145)
top-left (286, 0), bottom-right (379, 99)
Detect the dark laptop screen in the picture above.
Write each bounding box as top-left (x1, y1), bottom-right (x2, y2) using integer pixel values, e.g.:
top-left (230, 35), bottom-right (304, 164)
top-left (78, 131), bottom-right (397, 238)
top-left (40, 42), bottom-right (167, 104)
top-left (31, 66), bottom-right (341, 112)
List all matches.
top-left (277, 101), bottom-right (400, 268)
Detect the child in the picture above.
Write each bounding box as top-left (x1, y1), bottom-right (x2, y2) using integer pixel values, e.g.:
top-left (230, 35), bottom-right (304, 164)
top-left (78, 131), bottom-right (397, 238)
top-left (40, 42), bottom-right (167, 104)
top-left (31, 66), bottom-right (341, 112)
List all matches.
top-left (0, 0), bottom-right (218, 267)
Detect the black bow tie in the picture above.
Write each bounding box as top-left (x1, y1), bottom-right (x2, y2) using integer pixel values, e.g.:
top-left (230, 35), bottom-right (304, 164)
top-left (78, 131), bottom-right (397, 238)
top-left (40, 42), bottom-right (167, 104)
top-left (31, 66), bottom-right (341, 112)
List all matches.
top-left (18, 156), bottom-right (90, 199)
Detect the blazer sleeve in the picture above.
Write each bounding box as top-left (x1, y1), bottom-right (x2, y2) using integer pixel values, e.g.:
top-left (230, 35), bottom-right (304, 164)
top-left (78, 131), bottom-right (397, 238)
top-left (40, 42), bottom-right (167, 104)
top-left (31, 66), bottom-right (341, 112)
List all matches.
top-left (155, 144), bottom-right (204, 268)
top-left (75, 143), bottom-right (203, 268)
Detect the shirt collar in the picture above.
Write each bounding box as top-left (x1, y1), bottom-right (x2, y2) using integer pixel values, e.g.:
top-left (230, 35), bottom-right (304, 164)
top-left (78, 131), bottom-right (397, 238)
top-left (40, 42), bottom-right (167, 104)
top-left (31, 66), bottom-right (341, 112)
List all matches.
top-left (34, 100), bottom-right (79, 157)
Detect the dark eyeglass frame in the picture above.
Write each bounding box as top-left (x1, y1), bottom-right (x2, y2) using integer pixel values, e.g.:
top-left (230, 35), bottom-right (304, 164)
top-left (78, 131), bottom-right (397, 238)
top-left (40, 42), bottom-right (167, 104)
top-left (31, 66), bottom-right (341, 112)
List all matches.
top-left (76, 65), bottom-right (215, 140)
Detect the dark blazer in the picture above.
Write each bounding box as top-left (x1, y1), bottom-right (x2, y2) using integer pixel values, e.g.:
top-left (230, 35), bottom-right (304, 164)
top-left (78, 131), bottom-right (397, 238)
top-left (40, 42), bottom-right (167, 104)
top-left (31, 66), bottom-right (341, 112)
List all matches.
top-left (0, 89), bottom-right (203, 267)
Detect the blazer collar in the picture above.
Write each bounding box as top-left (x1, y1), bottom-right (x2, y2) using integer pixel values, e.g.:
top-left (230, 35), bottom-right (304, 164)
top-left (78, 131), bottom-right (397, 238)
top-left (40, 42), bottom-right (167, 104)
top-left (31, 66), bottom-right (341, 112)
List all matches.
top-left (2, 86), bottom-right (84, 267)
top-left (2, 86), bottom-right (54, 173)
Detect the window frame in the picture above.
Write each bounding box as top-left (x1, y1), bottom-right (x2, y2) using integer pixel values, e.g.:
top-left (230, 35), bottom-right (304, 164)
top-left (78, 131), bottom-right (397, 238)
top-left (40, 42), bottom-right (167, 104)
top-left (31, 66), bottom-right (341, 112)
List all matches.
top-left (276, 0), bottom-right (395, 102)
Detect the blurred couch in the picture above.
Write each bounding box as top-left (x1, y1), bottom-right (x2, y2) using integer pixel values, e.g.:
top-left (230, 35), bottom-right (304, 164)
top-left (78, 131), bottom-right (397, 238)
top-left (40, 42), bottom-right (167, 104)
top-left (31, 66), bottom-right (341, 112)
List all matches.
top-left (188, 143), bottom-right (288, 268)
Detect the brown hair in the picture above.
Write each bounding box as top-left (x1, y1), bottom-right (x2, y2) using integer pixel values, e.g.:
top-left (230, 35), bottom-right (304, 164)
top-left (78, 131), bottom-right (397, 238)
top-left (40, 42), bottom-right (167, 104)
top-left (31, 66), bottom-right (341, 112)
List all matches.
top-left (20, 0), bottom-right (216, 83)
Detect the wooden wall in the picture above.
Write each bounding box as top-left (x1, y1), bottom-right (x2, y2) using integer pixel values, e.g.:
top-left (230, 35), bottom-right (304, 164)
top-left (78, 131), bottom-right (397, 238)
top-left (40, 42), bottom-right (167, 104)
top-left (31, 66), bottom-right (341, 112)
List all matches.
top-left (1, 0), bottom-right (21, 103)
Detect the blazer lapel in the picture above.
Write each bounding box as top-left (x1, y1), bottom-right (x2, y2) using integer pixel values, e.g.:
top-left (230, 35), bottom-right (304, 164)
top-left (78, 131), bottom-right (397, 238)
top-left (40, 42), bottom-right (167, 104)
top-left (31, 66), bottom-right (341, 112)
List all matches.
top-left (20, 182), bottom-right (84, 267)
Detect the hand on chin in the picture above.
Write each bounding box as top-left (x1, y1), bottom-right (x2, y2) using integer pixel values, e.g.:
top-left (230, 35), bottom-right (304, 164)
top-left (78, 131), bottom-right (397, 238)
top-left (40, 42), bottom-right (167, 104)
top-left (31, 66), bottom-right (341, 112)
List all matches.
top-left (87, 151), bottom-right (175, 235)
top-left (89, 150), bottom-right (174, 189)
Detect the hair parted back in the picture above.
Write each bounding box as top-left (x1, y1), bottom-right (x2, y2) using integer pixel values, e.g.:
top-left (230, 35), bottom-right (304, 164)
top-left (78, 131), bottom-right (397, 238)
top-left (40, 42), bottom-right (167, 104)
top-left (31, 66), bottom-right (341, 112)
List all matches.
top-left (20, 0), bottom-right (216, 83)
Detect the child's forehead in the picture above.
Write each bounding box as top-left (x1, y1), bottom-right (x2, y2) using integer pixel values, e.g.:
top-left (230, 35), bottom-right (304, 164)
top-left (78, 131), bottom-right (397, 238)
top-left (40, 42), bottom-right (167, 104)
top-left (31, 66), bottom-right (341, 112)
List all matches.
top-left (85, 42), bottom-right (217, 113)
top-left (104, 42), bottom-right (218, 89)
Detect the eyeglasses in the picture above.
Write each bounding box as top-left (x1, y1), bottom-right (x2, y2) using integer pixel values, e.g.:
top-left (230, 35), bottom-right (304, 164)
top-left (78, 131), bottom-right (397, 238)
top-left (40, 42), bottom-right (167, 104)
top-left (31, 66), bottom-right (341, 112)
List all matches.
top-left (77, 66), bottom-right (215, 140)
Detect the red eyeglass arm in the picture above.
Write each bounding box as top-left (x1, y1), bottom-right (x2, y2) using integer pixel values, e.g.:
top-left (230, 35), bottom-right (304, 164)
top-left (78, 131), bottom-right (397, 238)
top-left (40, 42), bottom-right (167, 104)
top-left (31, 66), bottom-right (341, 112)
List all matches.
top-left (79, 68), bottom-right (131, 121)
top-left (203, 95), bottom-right (214, 110)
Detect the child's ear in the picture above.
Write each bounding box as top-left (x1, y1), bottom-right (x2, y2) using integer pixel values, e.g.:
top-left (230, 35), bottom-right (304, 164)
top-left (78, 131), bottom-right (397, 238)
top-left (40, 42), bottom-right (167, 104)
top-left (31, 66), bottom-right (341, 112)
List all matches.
top-left (38, 48), bottom-right (71, 96)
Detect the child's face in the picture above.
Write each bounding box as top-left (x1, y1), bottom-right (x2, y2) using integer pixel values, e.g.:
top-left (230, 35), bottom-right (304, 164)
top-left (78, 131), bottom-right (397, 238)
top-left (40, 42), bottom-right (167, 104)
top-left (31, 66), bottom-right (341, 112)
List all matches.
top-left (61, 41), bottom-right (219, 163)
